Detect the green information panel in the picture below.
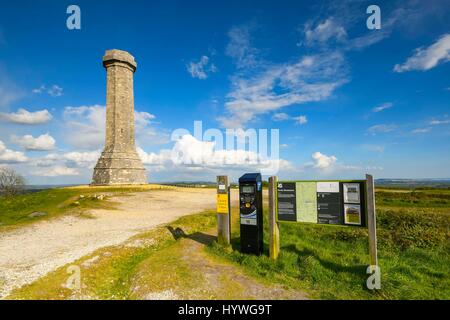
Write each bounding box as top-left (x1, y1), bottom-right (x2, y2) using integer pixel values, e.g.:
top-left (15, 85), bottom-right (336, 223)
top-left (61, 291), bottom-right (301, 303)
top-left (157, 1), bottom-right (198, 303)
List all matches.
top-left (295, 182), bottom-right (317, 223)
top-left (277, 180), bottom-right (367, 227)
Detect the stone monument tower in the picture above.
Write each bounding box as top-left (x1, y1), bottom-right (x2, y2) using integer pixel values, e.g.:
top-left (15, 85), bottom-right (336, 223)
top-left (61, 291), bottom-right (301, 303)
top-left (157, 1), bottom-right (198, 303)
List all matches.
top-left (91, 49), bottom-right (147, 185)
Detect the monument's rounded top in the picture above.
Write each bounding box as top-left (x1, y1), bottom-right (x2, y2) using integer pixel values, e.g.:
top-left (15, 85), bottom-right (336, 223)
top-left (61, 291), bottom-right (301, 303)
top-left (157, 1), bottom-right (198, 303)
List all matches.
top-left (103, 49), bottom-right (137, 70)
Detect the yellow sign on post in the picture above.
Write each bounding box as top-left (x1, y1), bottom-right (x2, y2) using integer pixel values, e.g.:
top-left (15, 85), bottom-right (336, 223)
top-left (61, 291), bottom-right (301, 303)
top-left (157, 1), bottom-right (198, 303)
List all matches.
top-left (217, 193), bottom-right (229, 214)
top-left (217, 175), bottom-right (231, 245)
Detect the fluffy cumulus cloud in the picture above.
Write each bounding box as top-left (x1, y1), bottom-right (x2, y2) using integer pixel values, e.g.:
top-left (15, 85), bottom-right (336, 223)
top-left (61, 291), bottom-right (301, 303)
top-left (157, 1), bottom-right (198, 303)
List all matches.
top-left (311, 151), bottom-right (337, 169)
top-left (135, 111), bottom-right (156, 127)
top-left (28, 150), bottom-right (100, 178)
top-left (35, 150), bottom-right (100, 169)
top-left (62, 105), bottom-right (164, 150)
top-left (0, 108), bottom-right (52, 124)
top-left (11, 133), bottom-right (56, 151)
top-left (186, 55), bottom-right (217, 80)
top-left (306, 151), bottom-right (364, 175)
top-left (63, 105), bottom-right (105, 149)
top-left (33, 166), bottom-right (79, 177)
top-left (394, 34), bottom-right (450, 72)
top-left (137, 134), bottom-right (292, 176)
top-left (0, 140), bottom-right (27, 163)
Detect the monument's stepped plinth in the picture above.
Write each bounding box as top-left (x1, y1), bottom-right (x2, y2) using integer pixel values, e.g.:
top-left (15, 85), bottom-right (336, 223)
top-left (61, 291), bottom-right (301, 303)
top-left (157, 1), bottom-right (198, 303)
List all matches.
top-left (91, 49), bottom-right (147, 185)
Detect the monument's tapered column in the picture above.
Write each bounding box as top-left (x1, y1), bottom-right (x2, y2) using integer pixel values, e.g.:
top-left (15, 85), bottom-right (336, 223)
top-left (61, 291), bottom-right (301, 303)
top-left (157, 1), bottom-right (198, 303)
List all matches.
top-left (91, 49), bottom-right (147, 185)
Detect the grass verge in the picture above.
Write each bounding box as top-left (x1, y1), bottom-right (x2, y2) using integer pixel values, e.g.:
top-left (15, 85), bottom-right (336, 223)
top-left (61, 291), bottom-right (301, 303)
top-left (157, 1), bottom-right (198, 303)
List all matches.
top-left (0, 185), bottom-right (171, 228)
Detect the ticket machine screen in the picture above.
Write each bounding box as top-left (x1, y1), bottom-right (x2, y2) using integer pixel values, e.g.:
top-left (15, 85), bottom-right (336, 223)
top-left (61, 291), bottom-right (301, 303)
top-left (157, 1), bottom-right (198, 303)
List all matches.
top-left (242, 186), bottom-right (255, 194)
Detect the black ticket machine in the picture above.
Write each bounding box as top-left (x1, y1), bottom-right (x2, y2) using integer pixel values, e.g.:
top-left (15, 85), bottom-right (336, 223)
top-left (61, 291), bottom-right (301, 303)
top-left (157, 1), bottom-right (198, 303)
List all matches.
top-left (239, 173), bottom-right (263, 255)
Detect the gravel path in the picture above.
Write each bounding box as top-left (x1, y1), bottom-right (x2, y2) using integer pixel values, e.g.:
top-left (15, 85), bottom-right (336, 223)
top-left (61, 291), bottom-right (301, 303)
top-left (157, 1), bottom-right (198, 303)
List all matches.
top-left (0, 188), bottom-right (222, 299)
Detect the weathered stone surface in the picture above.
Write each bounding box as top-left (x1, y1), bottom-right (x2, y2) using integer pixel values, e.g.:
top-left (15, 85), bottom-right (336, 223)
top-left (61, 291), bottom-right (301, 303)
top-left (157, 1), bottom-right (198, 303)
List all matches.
top-left (91, 49), bottom-right (147, 185)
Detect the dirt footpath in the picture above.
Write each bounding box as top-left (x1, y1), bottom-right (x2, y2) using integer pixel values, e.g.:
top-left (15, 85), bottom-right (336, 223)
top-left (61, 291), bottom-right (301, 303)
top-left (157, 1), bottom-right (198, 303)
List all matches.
top-left (0, 188), bottom-right (227, 299)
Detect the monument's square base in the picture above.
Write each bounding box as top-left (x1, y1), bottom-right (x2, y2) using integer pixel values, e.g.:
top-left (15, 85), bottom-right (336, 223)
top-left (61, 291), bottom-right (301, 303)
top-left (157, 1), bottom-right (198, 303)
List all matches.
top-left (91, 151), bottom-right (148, 185)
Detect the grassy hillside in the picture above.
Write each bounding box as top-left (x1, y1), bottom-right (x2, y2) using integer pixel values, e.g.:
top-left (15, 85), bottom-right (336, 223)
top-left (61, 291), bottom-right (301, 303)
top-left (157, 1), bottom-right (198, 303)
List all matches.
top-left (0, 185), bottom-right (172, 228)
top-left (4, 187), bottom-right (450, 300)
top-left (209, 188), bottom-right (450, 299)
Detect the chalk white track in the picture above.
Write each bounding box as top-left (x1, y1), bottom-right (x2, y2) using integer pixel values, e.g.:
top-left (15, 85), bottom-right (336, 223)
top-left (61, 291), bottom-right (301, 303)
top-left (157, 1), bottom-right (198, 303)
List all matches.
top-left (0, 188), bottom-right (237, 299)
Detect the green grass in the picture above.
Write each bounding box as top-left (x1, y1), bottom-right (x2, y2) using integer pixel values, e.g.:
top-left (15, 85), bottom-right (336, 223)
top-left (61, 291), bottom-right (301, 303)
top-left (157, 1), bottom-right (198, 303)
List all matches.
top-left (207, 189), bottom-right (450, 299)
top-left (8, 211), bottom-right (218, 300)
top-left (4, 187), bottom-right (450, 300)
top-left (375, 189), bottom-right (450, 207)
top-left (0, 186), bottom-right (155, 228)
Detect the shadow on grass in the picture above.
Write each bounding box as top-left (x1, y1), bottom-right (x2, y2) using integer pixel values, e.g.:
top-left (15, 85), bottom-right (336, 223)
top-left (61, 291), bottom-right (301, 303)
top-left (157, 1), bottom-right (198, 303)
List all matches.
top-left (166, 226), bottom-right (217, 246)
top-left (283, 244), bottom-right (368, 286)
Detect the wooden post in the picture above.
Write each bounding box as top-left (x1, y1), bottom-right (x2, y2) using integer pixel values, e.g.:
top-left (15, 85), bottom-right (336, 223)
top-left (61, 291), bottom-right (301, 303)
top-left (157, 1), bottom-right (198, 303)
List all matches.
top-left (269, 176), bottom-right (280, 259)
top-left (216, 175), bottom-right (231, 245)
top-left (366, 174), bottom-right (378, 266)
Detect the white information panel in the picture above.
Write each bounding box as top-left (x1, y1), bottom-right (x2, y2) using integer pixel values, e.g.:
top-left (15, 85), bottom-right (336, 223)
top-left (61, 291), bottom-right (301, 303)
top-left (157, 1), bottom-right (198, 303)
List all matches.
top-left (316, 182), bottom-right (340, 193)
top-left (343, 183), bottom-right (361, 203)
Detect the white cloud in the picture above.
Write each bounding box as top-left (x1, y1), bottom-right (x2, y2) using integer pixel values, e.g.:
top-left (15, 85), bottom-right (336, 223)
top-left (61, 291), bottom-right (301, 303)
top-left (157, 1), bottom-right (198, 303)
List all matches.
top-left (0, 140), bottom-right (27, 163)
top-left (272, 113), bottom-right (308, 125)
top-left (32, 85), bottom-right (46, 94)
top-left (33, 166), bottom-right (79, 177)
top-left (225, 24), bottom-right (259, 69)
top-left (0, 108), bottom-right (52, 124)
top-left (135, 111), bottom-right (156, 128)
top-left (61, 151), bottom-right (100, 167)
top-left (137, 147), bottom-right (171, 165)
top-left (63, 105), bottom-right (165, 150)
top-left (11, 133), bottom-right (56, 151)
top-left (137, 134), bottom-right (292, 175)
top-left (303, 18), bottom-right (347, 46)
top-left (394, 34), bottom-right (450, 72)
top-left (429, 116), bottom-right (450, 125)
top-left (34, 150), bottom-right (101, 169)
top-left (33, 84), bottom-right (64, 97)
top-left (304, 151), bottom-right (363, 175)
top-left (220, 52), bottom-right (347, 128)
top-left (311, 151), bottom-right (337, 169)
top-left (301, 8), bottom-right (402, 51)
top-left (368, 124), bottom-right (396, 135)
top-left (293, 115), bottom-right (307, 125)
top-left (372, 102), bottom-right (394, 113)
top-left (186, 56), bottom-right (217, 80)
top-left (63, 105), bottom-right (105, 149)
top-left (272, 113), bottom-right (290, 121)
top-left (412, 127), bottom-right (431, 134)
top-left (366, 166), bottom-right (384, 171)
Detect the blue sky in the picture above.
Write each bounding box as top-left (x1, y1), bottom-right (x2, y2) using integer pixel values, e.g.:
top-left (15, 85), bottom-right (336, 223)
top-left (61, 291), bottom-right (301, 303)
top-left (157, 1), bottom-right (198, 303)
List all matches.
top-left (0, 0), bottom-right (449, 184)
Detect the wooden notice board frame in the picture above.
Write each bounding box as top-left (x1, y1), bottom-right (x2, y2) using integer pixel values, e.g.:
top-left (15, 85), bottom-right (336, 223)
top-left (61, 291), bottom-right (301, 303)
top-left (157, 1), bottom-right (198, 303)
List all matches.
top-left (268, 175), bottom-right (378, 269)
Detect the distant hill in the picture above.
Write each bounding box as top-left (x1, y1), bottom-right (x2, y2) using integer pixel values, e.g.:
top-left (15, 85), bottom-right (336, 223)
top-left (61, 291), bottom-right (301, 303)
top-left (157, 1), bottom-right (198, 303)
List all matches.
top-left (375, 179), bottom-right (450, 189)
top-left (16, 179), bottom-right (450, 193)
